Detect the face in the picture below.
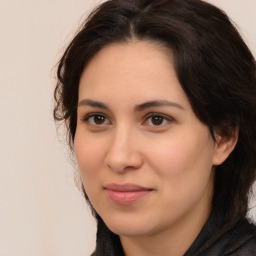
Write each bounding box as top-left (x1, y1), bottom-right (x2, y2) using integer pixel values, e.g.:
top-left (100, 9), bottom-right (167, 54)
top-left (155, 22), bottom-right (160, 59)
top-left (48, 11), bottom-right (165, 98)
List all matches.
top-left (74, 41), bottom-right (219, 238)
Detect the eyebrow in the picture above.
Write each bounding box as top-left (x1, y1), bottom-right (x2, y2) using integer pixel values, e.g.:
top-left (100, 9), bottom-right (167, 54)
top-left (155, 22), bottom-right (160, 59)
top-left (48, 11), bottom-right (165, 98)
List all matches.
top-left (135, 100), bottom-right (185, 112)
top-left (78, 99), bottom-right (108, 109)
top-left (77, 99), bottom-right (185, 111)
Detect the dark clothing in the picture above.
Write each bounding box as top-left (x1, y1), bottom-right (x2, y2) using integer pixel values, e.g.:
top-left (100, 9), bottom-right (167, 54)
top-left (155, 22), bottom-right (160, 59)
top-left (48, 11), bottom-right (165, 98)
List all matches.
top-left (184, 215), bottom-right (256, 256)
top-left (91, 215), bottom-right (256, 256)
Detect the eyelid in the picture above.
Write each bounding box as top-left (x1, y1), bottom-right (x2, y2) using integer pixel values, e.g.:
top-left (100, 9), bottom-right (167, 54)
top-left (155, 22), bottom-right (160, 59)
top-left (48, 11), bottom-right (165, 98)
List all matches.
top-left (143, 112), bottom-right (174, 126)
top-left (81, 112), bottom-right (112, 125)
top-left (144, 112), bottom-right (174, 120)
top-left (79, 111), bottom-right (174, 127)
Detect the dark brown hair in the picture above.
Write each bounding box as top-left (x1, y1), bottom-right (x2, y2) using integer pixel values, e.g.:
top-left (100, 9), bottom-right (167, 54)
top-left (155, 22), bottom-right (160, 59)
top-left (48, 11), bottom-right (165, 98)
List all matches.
top-left (54, 0), bottom-right (256, 255)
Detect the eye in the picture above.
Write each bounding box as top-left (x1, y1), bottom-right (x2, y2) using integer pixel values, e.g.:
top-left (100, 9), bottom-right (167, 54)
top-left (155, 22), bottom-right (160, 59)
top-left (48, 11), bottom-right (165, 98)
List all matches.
top-left (143, 113), bottom-right (173, 127)
top-left (83, 113), bottom-right (111, 126)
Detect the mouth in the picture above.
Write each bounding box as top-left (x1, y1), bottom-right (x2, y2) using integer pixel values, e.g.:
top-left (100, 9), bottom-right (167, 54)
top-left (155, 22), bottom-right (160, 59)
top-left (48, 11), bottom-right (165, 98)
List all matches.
top-left (104, 183), bottom-right (153, 205)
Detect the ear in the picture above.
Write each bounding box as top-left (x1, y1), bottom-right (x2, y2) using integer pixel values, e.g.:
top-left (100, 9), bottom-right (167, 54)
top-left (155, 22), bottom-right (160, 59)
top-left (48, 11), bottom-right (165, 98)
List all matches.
top-left (212, 128), bottom-right (238, 166)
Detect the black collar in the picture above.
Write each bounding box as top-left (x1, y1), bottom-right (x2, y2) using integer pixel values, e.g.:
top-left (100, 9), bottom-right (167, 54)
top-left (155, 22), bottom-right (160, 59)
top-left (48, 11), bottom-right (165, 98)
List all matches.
top-left (184, 214), bottom-right (256, 256)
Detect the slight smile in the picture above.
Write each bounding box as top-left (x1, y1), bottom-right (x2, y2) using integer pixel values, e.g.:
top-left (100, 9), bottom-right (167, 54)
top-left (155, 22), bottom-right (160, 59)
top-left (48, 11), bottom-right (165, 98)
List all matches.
top-left (104, 183), bottom-right (153, 205)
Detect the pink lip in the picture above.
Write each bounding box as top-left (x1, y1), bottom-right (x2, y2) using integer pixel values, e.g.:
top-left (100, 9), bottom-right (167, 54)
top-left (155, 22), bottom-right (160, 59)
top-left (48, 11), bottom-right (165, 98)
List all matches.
top-left (104, 183), bottom-right (153, 205)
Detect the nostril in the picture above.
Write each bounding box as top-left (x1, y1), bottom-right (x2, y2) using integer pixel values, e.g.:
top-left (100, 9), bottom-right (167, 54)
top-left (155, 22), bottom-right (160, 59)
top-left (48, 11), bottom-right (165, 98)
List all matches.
top-left (103, 130), bottom-right (143, 172)
top-left (104, 150), bottom-right (143, 172)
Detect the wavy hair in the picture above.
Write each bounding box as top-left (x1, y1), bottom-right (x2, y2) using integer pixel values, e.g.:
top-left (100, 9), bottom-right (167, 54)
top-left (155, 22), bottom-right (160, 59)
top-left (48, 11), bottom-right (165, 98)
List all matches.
top-left (54, 0), bottom-right (256, 255)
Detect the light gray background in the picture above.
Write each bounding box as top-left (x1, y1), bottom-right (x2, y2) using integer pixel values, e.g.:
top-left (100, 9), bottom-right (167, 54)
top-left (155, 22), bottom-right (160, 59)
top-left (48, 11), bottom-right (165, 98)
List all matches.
top-left (0, 1), bottom-right (255, 255)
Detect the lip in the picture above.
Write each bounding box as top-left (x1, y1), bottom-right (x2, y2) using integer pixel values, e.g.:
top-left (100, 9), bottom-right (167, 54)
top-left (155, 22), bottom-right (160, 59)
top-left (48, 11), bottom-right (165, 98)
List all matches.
top-left (104, 183), bottom-right (153, 205)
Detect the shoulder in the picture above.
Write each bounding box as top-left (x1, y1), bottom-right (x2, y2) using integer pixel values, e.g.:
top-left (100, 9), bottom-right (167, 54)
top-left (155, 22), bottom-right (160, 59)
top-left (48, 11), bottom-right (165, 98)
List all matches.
top-left (218, 220), bottom-right (256, 255)
top-left (186, 216), bottom-right (256, 256)
top-left (195, 218), bottom-right (256, 256)
top-left (235, 236), bottom-right (256, 255)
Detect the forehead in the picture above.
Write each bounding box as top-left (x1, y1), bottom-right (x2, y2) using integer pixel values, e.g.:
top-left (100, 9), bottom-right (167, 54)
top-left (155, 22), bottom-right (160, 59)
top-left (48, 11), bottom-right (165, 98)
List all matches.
top-left (78, 41), bottom-right (190, 109)
top-left (80, 40), bottom-right (172, 83)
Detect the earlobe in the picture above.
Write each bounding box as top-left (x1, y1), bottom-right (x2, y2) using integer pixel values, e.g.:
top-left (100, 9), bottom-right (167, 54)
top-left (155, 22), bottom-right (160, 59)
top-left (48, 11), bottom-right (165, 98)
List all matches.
top-left (212, 129), bottom-right (238, 166)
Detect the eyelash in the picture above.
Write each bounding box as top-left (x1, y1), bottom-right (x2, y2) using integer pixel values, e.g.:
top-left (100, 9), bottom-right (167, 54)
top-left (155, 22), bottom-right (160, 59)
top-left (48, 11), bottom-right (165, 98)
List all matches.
top-left (82, 113), bottom-right (111, 126)
top-left (81, 112), bottom-right (174, 127)
top-left (143, 113), bottom-right (174, 127)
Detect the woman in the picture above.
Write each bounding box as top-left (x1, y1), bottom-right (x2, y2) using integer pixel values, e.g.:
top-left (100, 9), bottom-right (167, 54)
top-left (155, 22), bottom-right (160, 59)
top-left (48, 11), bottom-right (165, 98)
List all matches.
top-left (54, 0), bottom-right (256, 255)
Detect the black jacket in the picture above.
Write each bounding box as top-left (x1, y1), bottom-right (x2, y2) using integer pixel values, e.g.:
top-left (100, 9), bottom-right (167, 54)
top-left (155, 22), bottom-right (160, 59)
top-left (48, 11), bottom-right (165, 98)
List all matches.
top-left (91, 215), bottom-right (256, 256)
top-left (184, 215), bottom-right (256, 256)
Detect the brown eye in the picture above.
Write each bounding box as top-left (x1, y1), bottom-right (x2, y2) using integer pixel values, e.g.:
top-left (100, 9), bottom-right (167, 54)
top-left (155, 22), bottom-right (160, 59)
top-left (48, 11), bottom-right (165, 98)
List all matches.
top-left (143, 113), bottom-right (173, 127)
top-left (151, 115), bottom-right (164, 126)
top-left (84, 114), bottom-right (110, 126)
top-left (93, 115), bottom-right (106, 125)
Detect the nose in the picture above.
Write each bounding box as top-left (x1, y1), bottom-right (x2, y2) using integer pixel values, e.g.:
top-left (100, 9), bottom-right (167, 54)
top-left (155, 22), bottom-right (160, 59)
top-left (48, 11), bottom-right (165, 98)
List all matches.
top-left (104, 127), bottom-right (143, 173)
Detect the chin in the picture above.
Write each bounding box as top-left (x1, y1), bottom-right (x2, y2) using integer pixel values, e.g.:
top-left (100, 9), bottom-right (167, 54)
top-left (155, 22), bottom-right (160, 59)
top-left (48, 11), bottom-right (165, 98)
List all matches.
top-left (103, 215), bottom-right (158, 237)
top-left (110, 225), bottom-right (150, 237)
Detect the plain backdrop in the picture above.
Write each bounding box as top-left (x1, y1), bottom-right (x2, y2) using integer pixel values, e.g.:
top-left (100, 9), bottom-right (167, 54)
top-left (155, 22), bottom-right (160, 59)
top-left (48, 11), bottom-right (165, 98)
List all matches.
top-left (0, 1), bottom-right (255, 255)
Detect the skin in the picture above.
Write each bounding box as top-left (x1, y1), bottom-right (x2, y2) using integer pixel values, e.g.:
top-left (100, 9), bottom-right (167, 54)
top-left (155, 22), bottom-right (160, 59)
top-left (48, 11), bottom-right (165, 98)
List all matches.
top-left (74, 41), bottom-right (236, 256)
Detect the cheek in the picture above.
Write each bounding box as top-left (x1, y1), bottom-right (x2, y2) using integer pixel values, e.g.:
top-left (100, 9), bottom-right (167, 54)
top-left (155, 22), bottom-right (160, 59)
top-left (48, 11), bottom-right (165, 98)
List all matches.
top-left (74, 136), bottom-right (107, 210)
top-left (147, 136), bottom-right (215, 216)
top-left (147, 133), bottom-right (215, 189)
top-left (74, 133), bottom-right (106, 186)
